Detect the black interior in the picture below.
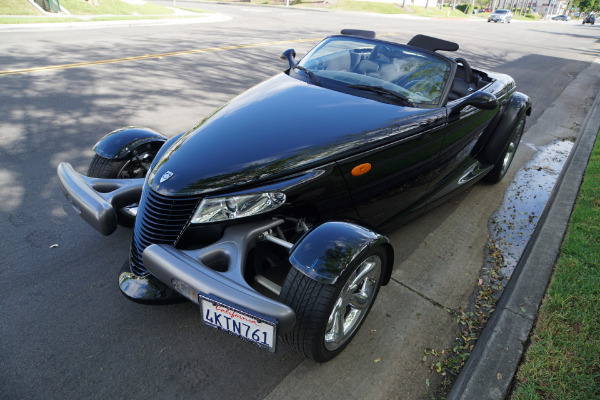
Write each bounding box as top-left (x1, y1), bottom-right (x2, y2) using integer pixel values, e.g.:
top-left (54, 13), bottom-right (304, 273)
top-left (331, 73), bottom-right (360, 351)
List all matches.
top-left (405, 34), bottom-right (491, 102)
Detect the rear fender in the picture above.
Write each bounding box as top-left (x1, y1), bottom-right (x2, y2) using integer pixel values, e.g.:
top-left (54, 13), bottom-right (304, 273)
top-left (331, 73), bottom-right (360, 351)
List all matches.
top-left (482, 92), bottom-right (532, 165)
top-left (93, 127), bottom-right (168, 160)
top-left (289, 221), bottom-right (394, 286)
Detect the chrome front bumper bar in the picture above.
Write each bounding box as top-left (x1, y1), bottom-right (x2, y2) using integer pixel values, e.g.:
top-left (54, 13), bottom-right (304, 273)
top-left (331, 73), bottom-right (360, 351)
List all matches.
top-left (143, 219), bottom-right (297, 335)
top-left (57, 162), bottom-right (143, 235)
top-left (58, 162), bottom-right (296, 333)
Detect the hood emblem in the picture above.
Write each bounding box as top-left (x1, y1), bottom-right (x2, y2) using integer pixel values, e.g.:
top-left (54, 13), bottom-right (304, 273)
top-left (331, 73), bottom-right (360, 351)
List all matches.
top-left (160, 171), bottom-right (174, 183)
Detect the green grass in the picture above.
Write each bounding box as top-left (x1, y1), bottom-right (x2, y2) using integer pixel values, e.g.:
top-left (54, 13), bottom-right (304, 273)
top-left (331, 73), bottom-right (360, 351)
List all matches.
top-left (269, 0), bottom-right (473, 17)
top-left (0, 16), bottom-right (79, 22)
top-left (0, 0), bottom-right (210, 23)
top-left (0, 14), bottom-right (205, 23)
top-left (186, 0), bottom-right (481, 18)
top-left (511, 131), bottom-right (600, 400)
top-left (473, 11), bottom-right (542, 21)
top-left (0, 0), bottom-right (43, 15)
top-left (59, 0), bottom-right (175, 15)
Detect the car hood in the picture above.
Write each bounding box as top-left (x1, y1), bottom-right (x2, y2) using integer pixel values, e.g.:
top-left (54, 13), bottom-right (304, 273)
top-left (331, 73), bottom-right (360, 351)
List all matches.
top-left (147, 73), bottom-right (432, 196)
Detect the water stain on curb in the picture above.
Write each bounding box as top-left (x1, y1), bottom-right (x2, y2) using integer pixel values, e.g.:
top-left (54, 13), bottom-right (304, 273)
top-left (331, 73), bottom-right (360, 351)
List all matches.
top-left (428, 138), bottom-right (574, 396)
top-left (489, 139), bottom-right (574, 281)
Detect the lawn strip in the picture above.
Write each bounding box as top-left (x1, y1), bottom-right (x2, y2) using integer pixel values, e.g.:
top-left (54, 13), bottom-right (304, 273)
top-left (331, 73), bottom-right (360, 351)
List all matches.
top-left (511, 132), bottom-right (600, 400)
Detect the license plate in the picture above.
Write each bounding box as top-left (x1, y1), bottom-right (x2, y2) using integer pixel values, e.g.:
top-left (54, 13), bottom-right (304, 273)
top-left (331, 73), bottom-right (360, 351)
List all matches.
top-left (199, 294), bottom-right (277, 352)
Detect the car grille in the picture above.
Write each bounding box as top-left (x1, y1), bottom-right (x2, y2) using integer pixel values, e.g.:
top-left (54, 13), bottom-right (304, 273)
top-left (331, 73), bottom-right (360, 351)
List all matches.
top-left (129, 187), bottom-right (202, 276)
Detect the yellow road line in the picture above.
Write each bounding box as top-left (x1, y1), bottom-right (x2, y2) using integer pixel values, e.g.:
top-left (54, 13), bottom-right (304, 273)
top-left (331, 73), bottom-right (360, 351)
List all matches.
top-left (0, 37), bottom-right (321, 76)
top-left (0, 33), bottom-right (400, 77)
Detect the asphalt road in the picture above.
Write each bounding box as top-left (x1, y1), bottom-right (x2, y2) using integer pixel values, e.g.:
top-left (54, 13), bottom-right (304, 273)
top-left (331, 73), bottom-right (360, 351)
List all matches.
top-left (1, 5), bottom-right (599, 399)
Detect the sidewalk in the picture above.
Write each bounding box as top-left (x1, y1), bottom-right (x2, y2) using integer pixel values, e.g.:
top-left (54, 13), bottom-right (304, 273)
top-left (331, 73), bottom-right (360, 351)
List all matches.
top-left (447, 68), bottom-right (600, 400)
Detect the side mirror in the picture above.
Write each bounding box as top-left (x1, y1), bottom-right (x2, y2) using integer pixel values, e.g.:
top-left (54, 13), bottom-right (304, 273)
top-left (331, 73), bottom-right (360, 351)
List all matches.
top-left (450, 91), bottom-right (498, 118)
top-left (280, 49), bottom-right (296, 69)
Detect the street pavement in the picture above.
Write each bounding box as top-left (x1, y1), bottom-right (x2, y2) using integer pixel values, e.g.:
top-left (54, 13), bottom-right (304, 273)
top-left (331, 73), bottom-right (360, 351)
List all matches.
top-left (2, 6), bottom-right (599, 399)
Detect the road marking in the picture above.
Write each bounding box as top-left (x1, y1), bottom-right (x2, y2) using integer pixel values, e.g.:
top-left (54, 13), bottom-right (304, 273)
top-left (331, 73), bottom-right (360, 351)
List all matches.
top-left (0, 37), bottom-right (320, 76)
top-left (0, 33), bottom-right (400, 77)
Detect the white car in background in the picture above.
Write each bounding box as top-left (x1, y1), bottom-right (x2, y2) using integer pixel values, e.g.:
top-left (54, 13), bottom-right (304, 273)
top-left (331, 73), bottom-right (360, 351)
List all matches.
top-left (488, 9), bottom-right (513, 23)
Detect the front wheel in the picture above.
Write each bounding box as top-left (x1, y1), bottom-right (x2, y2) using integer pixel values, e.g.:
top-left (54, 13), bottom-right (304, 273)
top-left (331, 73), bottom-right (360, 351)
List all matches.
top-left (87, 146), bottom-right (156, 227)
top-left (279, 247), bottom-right (386, 362)
top-left (484, 118), bottom-right (525, 183)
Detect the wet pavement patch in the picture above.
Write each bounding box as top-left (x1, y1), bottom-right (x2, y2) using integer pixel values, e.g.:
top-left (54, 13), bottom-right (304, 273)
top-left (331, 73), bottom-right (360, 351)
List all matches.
top-left (489, 139), bottom-right (574, 279)
top-left (427, 138), bottom-right (574, 396)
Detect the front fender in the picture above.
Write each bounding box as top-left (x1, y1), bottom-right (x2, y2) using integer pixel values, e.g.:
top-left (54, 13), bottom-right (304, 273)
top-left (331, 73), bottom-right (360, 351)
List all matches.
top-left (93, 127), bottom-right (168, 159)
top-left (289, 221), bottom-right (394, 285)
top-left (482, 92), bottom-right (532, 165)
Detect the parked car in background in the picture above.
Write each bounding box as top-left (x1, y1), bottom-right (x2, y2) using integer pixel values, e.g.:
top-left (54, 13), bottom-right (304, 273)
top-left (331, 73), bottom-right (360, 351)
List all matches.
top-left (488, 9), bottom-right (513, 23)
top-left (57, 31), bottom-right (531, 363)
top-left (582, 14), bottom-right (595, 24)
top-left (552, 14), bottom-right (570, 21)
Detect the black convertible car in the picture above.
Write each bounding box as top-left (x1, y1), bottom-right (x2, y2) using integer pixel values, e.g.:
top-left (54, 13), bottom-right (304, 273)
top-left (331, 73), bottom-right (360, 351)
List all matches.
top-left (57, 31), bottom-right (531, 362)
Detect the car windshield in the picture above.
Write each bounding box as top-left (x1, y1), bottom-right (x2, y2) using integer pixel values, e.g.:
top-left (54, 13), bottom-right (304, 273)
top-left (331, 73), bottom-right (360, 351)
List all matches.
top-left (495, 9), bottom-right (508, 13)
top-left (294, 36), bottom-right (451, 107)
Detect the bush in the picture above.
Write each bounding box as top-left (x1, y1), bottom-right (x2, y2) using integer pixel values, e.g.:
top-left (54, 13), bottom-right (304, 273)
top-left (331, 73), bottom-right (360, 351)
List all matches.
top-left (455, 3), bottom-right (468, 12)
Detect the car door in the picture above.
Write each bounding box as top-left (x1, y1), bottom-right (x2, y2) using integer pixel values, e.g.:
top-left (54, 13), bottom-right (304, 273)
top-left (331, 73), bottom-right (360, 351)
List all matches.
top-left (336, 108), bottom-right (448, 229)
top-left (425, 102), bottom-right (498, 205)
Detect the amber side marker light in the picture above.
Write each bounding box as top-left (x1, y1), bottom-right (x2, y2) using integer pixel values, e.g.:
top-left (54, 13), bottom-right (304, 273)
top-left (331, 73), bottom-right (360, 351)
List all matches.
top-left (351, 163), bottom-right (372, 176)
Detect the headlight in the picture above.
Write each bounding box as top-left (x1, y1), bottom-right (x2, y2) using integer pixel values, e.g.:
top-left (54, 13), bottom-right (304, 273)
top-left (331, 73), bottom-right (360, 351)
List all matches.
top-left (191, 192), bottom-right (286, 224)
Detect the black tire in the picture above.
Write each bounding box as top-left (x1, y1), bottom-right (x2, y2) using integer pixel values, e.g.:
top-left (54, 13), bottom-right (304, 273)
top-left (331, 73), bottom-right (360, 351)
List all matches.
top-left (484, 118), bottom-right (525, 183)
top-left (87, 147), bottom-right (156, 227)
top-left (279, 246), bottom-right (386, 362)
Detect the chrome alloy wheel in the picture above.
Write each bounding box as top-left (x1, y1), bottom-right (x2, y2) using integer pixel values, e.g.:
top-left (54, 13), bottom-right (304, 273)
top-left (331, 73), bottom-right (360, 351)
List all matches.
top-left (500, 120), bottom-right (524, 176)
top-left (324, 255), bottom-right (382, 351)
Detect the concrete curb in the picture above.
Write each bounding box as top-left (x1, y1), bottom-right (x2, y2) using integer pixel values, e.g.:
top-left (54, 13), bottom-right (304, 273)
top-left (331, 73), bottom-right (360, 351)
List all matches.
top-left (447, 84), bottom-right (600, 398)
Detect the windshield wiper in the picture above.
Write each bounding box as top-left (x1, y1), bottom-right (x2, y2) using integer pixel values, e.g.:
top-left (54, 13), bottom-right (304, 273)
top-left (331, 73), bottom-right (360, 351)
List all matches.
top-left (293, 65), bottom-right (323, 87)
top-left (348, 84), bottom-right (415, 107)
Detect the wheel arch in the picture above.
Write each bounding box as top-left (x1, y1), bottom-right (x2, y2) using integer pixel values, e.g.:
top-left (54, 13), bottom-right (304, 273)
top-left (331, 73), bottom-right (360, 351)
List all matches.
top-left (92, 127), bottom-right (168, 160)
top-left (481, 92), bottom-right (532, 165)
top-left (288, 221), bottom-right (395, 286)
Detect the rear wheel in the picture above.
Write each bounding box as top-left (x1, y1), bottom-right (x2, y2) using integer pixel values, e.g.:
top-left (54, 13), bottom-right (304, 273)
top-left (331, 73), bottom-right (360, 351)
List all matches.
top-left (484, 118), bottom-right (525, 183)
top-left (87, 146), bottom-right (156, 226)
top-left (279, 246), bottom-right (386, 362)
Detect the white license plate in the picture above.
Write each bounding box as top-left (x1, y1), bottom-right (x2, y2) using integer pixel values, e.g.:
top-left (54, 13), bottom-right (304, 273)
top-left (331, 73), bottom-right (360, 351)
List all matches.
top-left (199, 294), bottom-right (276, 352)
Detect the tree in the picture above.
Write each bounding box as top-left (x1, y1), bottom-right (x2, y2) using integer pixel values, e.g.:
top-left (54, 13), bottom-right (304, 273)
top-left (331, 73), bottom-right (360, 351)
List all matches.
top-left (577, 0), bottom-right (600, 11)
